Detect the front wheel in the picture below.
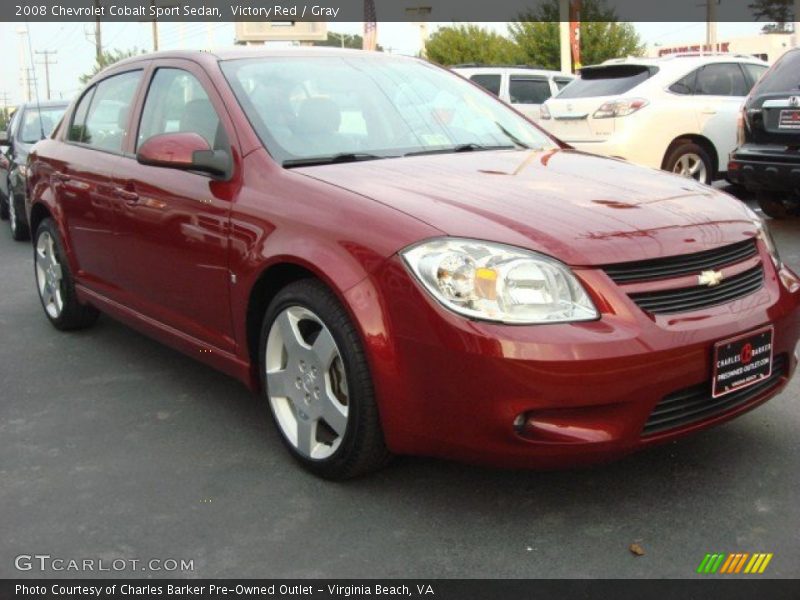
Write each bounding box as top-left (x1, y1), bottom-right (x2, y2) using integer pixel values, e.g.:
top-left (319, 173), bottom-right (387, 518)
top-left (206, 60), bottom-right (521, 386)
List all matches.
top-left (9, 192), bottom-right (30, 241)
top-left (664, 141), bottom-right (714, 185)
top-left (259, 279), bottom-right (390, 479)
top-left (34, 218), bottom-right (100, 330)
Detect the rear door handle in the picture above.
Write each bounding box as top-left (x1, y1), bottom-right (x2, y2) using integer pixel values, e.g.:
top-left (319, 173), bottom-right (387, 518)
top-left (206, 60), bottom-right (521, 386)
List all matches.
top-left (701, 107), bottom-right (718, 115)
top-left (114, 187), bottom-right (140, 204)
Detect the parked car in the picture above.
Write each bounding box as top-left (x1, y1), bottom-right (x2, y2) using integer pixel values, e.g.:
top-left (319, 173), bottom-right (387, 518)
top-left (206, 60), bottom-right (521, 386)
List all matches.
top-left (728, 48), bottom-right (800, 219)
top-left (0, 100), bottom-right (68, 240)
top-left (453, 65), bottom-right (574, 121)
top-left (27, 48), bottom-right (800, 479)
top-left (541, 54), bottom-right (769, 184)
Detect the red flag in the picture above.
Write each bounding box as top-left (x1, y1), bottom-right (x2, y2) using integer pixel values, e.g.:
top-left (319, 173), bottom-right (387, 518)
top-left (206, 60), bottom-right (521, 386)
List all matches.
top-left (569, 0), bottom-right (581, 71)
top-left (363, 0), bottom-right (377, 51)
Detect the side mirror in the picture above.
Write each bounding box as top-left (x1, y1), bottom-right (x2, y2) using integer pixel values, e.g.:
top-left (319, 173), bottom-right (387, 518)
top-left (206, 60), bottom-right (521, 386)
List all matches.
top-left (136, 132), bottom-right (231, 179)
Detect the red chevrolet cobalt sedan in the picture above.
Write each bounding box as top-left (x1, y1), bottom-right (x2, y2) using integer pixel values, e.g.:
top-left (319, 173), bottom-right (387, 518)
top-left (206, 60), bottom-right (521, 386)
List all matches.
top-left (26, 49), bottom-right (800, 478)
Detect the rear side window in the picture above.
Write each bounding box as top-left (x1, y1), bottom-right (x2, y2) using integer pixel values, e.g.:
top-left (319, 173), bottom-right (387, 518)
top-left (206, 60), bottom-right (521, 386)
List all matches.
top-left (557, 65), bottom-right (656, 99)
top-left (470, 74), bottom-right (502, 97)
top-left (509, 77), bottom-right (551, 104)
top-left (695, 63), bottom-right (748, 96)
top-left (669, 70), bottom-right (697, 95)
top-left (68, 88), bottom-right (95, 143)
top-left (80, 70), bottom-right (142, 153)
top-left (751, 51), bottom-right (800, 94)
top-left (554, 77), bottom-right (573, 91)
top-left (743, 63), bottom-right (768, 87)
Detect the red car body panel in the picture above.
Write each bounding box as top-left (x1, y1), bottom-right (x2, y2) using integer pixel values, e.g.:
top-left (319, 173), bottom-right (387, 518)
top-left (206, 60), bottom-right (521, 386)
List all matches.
top-left (26, 49), bottom-right (800, 469)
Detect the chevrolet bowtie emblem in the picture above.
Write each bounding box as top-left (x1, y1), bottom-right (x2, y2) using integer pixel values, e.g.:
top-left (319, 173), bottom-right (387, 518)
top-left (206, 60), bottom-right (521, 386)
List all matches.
top-left (698, 270), bottom-right (724, 287)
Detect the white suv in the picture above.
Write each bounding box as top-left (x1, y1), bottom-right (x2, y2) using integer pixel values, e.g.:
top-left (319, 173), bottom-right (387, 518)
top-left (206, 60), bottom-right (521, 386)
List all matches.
top-left (540, 54), bottom-right (769, 184)
top-left (453, 65), bottom-right (574, 121)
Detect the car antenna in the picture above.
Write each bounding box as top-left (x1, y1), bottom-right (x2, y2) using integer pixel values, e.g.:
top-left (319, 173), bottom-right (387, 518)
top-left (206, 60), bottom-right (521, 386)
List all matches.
top-left (25, 21), bottom-right (46, 141)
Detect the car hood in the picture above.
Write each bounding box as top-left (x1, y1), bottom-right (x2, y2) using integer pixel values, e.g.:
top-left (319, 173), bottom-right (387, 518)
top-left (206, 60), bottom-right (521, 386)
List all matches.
top-left (296, 149), bottom-right (759, 266)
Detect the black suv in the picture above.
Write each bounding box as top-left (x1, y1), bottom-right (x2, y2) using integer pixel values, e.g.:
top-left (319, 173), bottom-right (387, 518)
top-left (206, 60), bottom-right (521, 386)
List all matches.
top-left (0, 100), bottom-right (68, 240)
top-left (729, 48), bottom-right (800, 219)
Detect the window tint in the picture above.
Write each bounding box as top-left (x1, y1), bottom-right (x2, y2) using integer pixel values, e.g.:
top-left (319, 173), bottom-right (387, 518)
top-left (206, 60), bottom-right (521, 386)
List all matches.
top-left (19, 106), bottom-right (67, 143)
top-left (138, 68), bottom-right (225, 151)
top-left (80, 70), bottom-right (142, 152)
top-left (669, 69), bottom-right (697, 95)
top-left (752, 51), bottom-right (800, 94)
top-left (68, 87), bottom-right (95, 143)
top-left (469, 74), bottom-right (502, 96)
top-left (742, 63), bottom-right (768, 90)
top-left (557, 65), bottom-right (655, 99)
top-left (554, 77), bottom-right (573, 90)
top-left (695, 63), bottom-right (748, 96)
top-left (509, 77), bottom-right (551, 104)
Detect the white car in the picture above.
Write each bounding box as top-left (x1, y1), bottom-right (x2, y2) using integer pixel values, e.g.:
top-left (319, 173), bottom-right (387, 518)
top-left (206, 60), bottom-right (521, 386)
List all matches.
top-left (540, 54), bottom-right (769, 184)
top-left (453, 65), bottom-right (574, 121)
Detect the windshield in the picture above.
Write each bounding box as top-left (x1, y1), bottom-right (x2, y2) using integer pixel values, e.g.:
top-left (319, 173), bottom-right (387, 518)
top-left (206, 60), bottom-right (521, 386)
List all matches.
top-left (221, 56), bottom-right (557, 166)
top-left (556, 65), bottom-right (656, 99)
top-left (20, 106), bottom-right (66, 143)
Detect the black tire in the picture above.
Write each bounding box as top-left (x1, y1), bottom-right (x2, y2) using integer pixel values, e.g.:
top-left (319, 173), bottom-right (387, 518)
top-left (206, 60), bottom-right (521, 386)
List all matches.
top-left (0, 185), bottom-right (8, 221)
top-left (259, 278), bottom-right (390, 479)
top-left (757, 191), bottom-right (798, 220)
top-left (34, 218), bottom-right (100, 331)
top-left (663, 140), bottom-right (714, 185)
top-left (9, 192), bottom-right (30, 241)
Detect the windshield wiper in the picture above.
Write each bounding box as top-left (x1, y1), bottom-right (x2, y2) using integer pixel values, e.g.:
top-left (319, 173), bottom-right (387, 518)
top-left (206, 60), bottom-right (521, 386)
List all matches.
top-left (493, 122), bottom-right (532, 150)
top-left (283, 153), bottom-right (395, 168)
top-left (405, 144), bottom-right (515, 157)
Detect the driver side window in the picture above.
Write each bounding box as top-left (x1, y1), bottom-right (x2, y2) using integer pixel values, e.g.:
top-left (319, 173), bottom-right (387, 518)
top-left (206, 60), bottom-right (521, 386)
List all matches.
top-left (138, 68), bottom-right (227, 151)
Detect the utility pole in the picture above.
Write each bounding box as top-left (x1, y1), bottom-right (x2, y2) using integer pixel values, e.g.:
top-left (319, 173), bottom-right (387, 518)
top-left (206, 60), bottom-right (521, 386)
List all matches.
top-left (706, 0), bottom-right (718, 51)
top-left (24, 68), bottom-right (35, 104)
top-left (17, 27), bottom-right (29, 103)
top-left (150, 0), bottom-right (159, 51)
top-left (559, 0), bottom-right (570, 73)
top-left (93, 0), bottom-right (103, 62)
top-left (35, 50), bottom-right (57, 100)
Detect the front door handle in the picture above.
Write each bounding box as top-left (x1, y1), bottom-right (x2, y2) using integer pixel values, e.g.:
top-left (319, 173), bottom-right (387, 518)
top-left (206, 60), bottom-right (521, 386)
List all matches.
top-left (53, 171), bottom-right (70, 183)
top-left (700, 107), bottom-right (718, 115)
top-left (114, 187), bottom-right (139, 204)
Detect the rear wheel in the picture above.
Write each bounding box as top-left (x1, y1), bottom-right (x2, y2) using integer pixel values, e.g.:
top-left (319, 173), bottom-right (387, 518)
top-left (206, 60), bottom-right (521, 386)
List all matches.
top-left (259, 279), bottom-right (390, 479)
top-left (9, 192), bottom-right (30, 241)
top-left (664, 140), bottom-right (714, 185)
top-left (34, 218), bottom-right (100, 330)
top-left (757, 191), bottom-right (799, 220)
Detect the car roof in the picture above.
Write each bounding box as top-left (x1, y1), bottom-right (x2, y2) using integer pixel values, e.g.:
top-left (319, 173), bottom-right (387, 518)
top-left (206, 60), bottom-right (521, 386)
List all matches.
top-left (452, 66), bottom-right (572, 77)
top-left (593, 53), bottom-right (768, 76)
top-left (18, 99), bottom-right (70, 109)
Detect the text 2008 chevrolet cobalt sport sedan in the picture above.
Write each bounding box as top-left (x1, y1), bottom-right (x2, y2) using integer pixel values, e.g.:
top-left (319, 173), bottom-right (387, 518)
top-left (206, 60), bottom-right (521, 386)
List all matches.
top-left (27, 48), bottom-right (800, 478)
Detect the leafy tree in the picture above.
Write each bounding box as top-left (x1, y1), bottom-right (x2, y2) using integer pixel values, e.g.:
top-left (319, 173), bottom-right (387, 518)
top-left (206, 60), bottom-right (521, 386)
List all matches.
top-left (508, 0), bottom-right (645, 71)
top-left (0, 107), bottom-right (9, 132)
top-left (749, 0), bottom-right (795, 32)
top-left (425, 24), bottom-right (523, 66)
top-left (80, 48), bottom-right (143, 84)
top-left (313, 31), bottom-right (383, 51)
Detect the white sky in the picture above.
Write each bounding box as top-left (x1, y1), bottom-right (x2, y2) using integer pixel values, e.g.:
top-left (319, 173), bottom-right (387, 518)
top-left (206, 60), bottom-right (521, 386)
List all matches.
top-left (0, 21), bottom-right (765, 105)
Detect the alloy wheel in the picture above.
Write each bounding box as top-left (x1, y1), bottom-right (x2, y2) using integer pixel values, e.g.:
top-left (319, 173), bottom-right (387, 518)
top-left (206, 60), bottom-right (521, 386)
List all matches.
top-left (265, 306), bottom-right (349, 460)
top-left (35, 231), bottom-right (65, 319)
top-left (672, 152), bottom-right (708, 183)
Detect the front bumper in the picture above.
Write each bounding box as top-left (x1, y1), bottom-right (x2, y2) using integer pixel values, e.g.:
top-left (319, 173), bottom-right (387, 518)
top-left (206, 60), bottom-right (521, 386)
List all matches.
top-left (728, 145), bottom-right (800, 192)
top-left (346, 253), bottom-right (800, 469)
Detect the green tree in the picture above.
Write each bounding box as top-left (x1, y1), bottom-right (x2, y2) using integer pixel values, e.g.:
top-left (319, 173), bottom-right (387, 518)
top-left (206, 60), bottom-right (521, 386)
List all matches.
top-left (508, 0), bottom-right (645, 71)
top-left (80, 48), bottom-right (143, 84)
top-left (425, 24), bottom-right (523, 66)
top-left (313, 31), bottom-right (383, 51)
top-left (749, 0), bottom-right (794, 32)
top-left (0, 107), bottom-right (9, 132)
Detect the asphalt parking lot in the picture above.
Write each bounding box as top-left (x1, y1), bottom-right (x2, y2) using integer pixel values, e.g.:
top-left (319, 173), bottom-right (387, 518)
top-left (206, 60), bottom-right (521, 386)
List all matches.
top-left (1, 188), bottom-right (799, 579)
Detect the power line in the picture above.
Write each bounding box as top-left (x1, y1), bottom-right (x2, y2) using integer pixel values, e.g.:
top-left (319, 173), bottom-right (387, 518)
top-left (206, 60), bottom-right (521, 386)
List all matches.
top-left (35, 50), bottom-right (57, 100)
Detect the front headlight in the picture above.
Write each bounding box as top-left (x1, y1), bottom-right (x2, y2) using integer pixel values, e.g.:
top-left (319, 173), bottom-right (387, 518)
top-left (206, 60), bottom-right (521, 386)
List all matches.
top-left (401, 238), bottom-right (599, 324)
